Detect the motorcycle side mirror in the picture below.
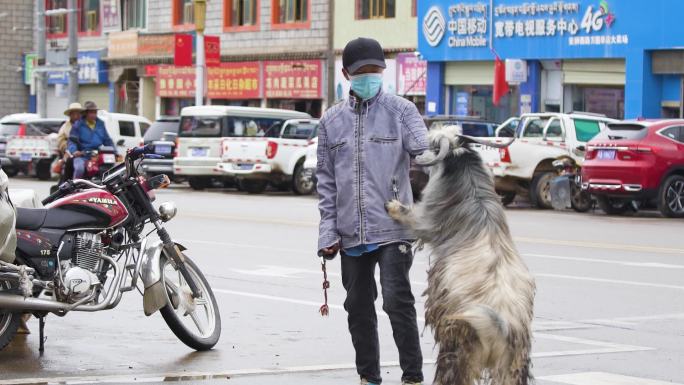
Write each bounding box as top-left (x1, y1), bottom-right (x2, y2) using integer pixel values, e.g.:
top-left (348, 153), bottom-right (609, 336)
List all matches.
top-left (117, 139), bottom-right (125, 146)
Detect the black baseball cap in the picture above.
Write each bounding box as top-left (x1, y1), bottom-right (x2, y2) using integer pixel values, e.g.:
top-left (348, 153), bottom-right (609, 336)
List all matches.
top-left (342, 37), bottom-right (386, 74)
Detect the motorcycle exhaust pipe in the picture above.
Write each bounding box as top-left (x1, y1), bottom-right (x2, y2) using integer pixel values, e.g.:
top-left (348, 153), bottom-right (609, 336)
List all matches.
top-left (0, 292), bottom-right (69, 314)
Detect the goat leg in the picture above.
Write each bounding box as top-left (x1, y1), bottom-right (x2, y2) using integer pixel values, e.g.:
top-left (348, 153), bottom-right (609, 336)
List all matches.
top-left (385, 200), bottom-right (418, 228)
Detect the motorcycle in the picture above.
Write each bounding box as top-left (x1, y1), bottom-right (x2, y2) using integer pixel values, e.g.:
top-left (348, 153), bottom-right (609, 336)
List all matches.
top-left (50, 146), bottom-right (119, 195)
top-left (549, 157), bottom-right (593, 212)
top-left (0, 145), bottom-right (221, 352)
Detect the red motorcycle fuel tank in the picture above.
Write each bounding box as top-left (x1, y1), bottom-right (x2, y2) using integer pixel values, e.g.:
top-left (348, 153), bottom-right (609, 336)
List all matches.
top-left (46, 189), bottom-right (129, 229)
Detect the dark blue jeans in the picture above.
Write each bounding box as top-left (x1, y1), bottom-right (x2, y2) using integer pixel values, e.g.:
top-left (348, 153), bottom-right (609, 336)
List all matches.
top-left (341, 243), bottom-right (423, 384)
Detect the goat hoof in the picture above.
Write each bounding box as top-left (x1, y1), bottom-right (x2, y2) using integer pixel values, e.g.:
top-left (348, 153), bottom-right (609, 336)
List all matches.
top-left (385, 200), bottom-right (404, 219)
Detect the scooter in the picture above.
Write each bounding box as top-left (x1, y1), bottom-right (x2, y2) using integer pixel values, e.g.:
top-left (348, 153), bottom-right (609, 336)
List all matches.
top-left (549, 157), bottom-right (593, 212)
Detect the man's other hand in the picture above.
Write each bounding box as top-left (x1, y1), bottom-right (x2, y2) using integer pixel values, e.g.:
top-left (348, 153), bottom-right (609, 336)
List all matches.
top-left (319, 242), bottom-right (340, 260)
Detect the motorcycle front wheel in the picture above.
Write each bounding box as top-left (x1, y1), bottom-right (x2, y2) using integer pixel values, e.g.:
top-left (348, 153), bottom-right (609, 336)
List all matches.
top-left (0, 281), bottom-right (21, 351)
top-left (159, 254), bottom-right (221, 351)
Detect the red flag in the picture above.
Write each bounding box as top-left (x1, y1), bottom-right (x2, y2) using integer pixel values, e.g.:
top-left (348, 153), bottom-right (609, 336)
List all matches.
top-left (493, 56), bottom-right (510, 106)
top-left (174, 34), bottom-right (193, 67)
top-left (204, 35), bottom-right (221, 67)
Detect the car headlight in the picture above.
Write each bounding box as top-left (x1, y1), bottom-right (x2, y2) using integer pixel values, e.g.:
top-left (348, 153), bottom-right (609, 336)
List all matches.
top-left (158, 202), bottom-right (178, 222)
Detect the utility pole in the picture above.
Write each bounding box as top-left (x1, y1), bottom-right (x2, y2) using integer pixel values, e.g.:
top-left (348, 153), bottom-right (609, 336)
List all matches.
top-left (194, 0), bottom-right (207, 107)
top-left (67, 0), bottom-right (78, 104)
top-left (326, 0), bottom-right (336, 109)
top-left (36, 0), bottom-right (47, 118)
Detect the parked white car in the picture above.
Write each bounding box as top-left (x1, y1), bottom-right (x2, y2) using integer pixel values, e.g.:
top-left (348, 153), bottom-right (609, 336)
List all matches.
top-left (216, 119), bottom-right (319, 194)
top-left (302, 137), bottom-right (318, 191)
top-left (5, 118), bottom-right (63, 180)
top-left (487, 112), bottom-right (617, 208)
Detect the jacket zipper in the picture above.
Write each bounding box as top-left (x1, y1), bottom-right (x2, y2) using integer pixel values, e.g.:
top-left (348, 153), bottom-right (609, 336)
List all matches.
top-left (356, 100), bottom-right (365, 244)
top-left (392, 177), bottom-right (399, 200)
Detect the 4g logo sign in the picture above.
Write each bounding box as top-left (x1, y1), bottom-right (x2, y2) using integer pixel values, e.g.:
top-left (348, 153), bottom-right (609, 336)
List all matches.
top-left (581, 1), bottom-right (616, 34)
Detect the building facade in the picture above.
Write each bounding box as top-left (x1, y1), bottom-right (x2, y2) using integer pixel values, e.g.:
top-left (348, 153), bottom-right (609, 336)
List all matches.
top-left (418, 0), bottom-right (684, 121)
top-left (333, 0), bottom-right (427, 113)
top-left (0, 1), bottom-right (35, 118)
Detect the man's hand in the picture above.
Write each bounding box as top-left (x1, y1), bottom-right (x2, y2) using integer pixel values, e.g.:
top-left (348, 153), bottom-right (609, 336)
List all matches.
top-left (318, 242), bottom-right (340, 260)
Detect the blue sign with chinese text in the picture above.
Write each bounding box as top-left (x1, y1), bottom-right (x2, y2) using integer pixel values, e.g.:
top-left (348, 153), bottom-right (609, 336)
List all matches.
top-left (418, 0), bottom-right (684, 62)
top-left (47, 50), bottom-right (108, 85)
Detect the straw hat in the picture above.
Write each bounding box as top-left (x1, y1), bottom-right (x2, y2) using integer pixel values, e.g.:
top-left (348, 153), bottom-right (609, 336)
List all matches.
top-left (63, 102), bottom-right (84, 116)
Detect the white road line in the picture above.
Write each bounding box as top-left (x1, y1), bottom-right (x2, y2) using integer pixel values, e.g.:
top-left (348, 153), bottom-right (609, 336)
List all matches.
top-left (538, 372), bottom-right (682, 385)
top-left (536, 273), bottom-right (684, 291)
top-left (524, 253), bottom-right (684, 269)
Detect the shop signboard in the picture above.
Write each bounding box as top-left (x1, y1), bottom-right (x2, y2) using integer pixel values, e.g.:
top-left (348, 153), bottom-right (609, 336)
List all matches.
top-left (334, 59), bottom-right (398, 101)
top-left (417, 0), bottom-right (684, 61)
top-left (207, 62), bottom-right (260, 100)
top-left (108, 30), bottom-right (139, 58)
top-left (264, 60), bottom-right (322, 99)
top-left (397, 53), bottom-right (427, 96)
top-left (139, 34), bottom-right (175, 57)
top-left (101, 0), bottom-right (122, 33)
top-left (47, 51), bottom-right (107, 85)
top-left (505, 59), bottom-right (527, 83)
top-left (205, 36), bottom-right (221, 68)
top-left (24, 54), bottom-right (37, 85)
top-left (157, 66), bottom-right (196, 98)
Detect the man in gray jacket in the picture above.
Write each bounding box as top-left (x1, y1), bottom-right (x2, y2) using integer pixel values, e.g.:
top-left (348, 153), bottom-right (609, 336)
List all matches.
top-left (317, 37), bottom-right (428, 385)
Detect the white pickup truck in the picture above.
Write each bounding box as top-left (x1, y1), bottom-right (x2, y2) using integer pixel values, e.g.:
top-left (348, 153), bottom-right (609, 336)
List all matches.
top-left (5, 118), bottom-right (64, 180)
top-left (216, 119), bottom-right (319, 194)
top-left (486, 112), bottom-right (617, 208)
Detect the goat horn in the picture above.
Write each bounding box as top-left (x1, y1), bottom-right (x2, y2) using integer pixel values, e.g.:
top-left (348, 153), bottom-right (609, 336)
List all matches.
top-left (457, 135), bottom-right (515, 149)
top-left (415, 136), bottom-right (451, 166)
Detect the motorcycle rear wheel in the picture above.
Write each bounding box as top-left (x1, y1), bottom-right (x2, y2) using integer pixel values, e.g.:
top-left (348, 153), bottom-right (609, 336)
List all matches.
top-left (0, 281), bottom-right (20, 351)
top-left (571, 187), bottom-right (593, 213)
top-left (159, 254), bottom-right (221, 351)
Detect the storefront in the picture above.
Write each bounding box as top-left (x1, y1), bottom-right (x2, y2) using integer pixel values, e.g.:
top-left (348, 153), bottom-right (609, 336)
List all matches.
top-left (397, 53), bottom-right (428, 114)
top-left (25, 50), bottom-right (109, 118)
top-left (418, 0), bottom-right (684, 120)
top-left (264, 60), bottom-right (324, 117)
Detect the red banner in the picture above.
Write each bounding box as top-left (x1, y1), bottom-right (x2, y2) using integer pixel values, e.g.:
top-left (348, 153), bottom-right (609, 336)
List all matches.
top-left (157, 66), bottom-right (196, 98)
top-left (205, 35), bottom-right (221, 68)
top-left (207, 62), bottom-right (261, 99)
top-left (264, 60), bottom-right (322, 99)
top-left (174, 34), bottom-right (193, 67)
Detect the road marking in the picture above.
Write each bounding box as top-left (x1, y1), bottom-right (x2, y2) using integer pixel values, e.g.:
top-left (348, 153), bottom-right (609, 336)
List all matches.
top-left (524, 253), bottom-right (684, 269)
top-left (538, 372), bottom-right (682, 385)
top-left (516, 236), bottom-right (684, 255)
top-left (536, 273), bottom-right (684, 291)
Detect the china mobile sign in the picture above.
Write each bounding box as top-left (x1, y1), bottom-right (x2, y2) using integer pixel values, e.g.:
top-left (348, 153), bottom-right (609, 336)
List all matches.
top-left (426, 1), bottom-right (625, 49)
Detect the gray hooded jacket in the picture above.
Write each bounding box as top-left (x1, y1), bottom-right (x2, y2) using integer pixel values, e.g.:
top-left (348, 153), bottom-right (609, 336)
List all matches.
top-left (316, 90), bottom-right (428, 251)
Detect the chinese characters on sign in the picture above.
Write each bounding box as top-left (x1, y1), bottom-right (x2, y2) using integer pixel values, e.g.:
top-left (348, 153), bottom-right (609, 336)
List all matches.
top-left (101, 0), bottom-right (122, 33)
top-left (157, 66), bottom-right (196, 98)
top-left (207, 62), bottom-right (260, 99)
top-left (264, 60), bottom-right (322, 99)
top-left (448, 2), bottom-right (489, 48)
top-left (397, 53), bottom-right (427, 96)
top-left (46, 51), bottom-right (106, 85)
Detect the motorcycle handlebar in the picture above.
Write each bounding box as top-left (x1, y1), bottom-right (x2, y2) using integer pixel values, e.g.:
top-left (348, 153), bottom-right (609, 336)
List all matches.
top-left (41, 181), bottom-right (74, 206)
top-left (127, 144), bottom-right (155, 161)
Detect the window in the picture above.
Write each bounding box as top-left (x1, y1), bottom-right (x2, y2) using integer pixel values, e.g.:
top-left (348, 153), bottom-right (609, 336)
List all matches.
top-left (225, 0), bottom-right (258, 30)
top-left (79, 0), bottom-right (100, 33)
top-left (522, 118), bottom-right (550, 138)
top-left (357, 0), bottom-right (395, 19)
top-left (143, 120), bottom-right (180, 142)
top-left (272, 0), bottom-right (308, 27)
top-left (119, 121), bottom-right (136, 137)
top-left (545, 118), bottom-right (563, 140)
top-left (660, 126), bottom-right (684, 144)
top-left (140, 122), bottom-right (150, 136)
top-left (174, 0), bottom-right (194, 26)
top-left (229, 117), bottom-right (284, 137)
top-left (596, 124), bottom-right (649, 141)
top-left (46, 0), bottom-right (68, 37)
top-left (574, 119), bottom-right (602, 142)
top-left (179, 116), bottom-right (223, 137)
top-left (123, 0), bottom-right (147, 30)
top-left (281, 122), bottom-right (318, 139)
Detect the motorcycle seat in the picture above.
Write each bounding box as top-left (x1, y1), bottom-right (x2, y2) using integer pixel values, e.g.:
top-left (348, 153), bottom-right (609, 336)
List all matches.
top-left (15, 207), bottom-right (48, 231)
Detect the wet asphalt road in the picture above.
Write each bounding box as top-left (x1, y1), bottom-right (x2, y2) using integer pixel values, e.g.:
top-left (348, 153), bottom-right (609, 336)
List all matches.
top-left (1, 178), bottom-right (683, 385)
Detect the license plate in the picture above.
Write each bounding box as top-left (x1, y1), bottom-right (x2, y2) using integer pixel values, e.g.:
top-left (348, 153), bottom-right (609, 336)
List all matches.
top-left (102, 154), bottom-right (116, 164)
top-left (20, 153), bottom-right (31, 162)
top-left (235, 163), bottom-right (253, 170)
top-left (155, 145), bottom-right (172, 155)
top-left (597, 150), bottom-right (616, 160)
top-left (190, 147), bottom-right (208, 157)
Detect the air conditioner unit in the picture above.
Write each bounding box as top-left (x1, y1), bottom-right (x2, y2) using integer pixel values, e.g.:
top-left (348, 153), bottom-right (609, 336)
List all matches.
top-left (183, 3), bottom-right (194, 24)
top-left (86, 10), bottom-right (97, 31)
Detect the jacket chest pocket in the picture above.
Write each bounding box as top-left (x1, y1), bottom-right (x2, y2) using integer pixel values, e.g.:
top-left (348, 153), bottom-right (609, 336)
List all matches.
top-left (368, 136), bottom-right (399, 144)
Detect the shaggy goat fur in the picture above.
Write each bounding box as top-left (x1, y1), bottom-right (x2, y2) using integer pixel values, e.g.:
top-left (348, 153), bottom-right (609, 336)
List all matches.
top-left (386, 126), bottom-right (536, 385)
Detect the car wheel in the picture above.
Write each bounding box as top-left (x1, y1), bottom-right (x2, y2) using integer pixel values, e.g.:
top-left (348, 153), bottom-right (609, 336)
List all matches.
top-left (596, 196), bottom-right (630, 215)
top-left (530, 172), bottom-right (555, 209)
top-left (3, 167), bottom-right (18, 178)
top-left (570, 186), bottom-right (593, 213)
top-left (240, 180), bottom-right (267, 194)
top-left (292, 164), bottom-right (314, 195)
top-left (658, 175), bottom-right (684, 218)
top-left (188, 177), bottom-right (210, 191)
top-left (499, 192), bottom-right (516, 207)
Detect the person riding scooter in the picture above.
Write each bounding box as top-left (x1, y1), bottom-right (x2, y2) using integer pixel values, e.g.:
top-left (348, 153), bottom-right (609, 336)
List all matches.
top-left (67, 101), bottom-right (117, 180)
top-left (55, 102), bottom-right (84, 184)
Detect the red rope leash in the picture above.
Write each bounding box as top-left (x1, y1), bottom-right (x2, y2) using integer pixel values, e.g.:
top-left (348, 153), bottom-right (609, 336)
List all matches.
top-left (319, 257), bottom-right (330, 317)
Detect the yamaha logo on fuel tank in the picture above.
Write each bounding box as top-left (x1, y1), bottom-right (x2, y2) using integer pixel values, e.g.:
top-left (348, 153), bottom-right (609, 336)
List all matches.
top-left (423, 6), bottom-right (446, 47)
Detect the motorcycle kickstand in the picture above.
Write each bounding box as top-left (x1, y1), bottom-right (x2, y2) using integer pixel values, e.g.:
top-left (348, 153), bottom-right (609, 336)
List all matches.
top-left (38, 316), bottom-right (46, 355)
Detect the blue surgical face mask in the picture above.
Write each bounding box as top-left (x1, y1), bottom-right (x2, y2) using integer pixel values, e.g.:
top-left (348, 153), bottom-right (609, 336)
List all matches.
top-left (350, 73), bottom-right (383, 100)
